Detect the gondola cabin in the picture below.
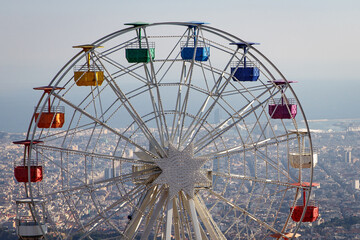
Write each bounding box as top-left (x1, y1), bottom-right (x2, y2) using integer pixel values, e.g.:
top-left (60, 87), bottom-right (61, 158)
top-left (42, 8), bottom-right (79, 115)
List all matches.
top-left (290, 205), bottom-right (319, 222)
top-left (15, 198), bottom-right (48, 239)
top-left (290, 182), bottom-right (320, 222)
top-left (181, 22), bottom-right (210, 61)
top-left (289, 147), bottom-right (318, 168)
top-left (34, 86), bottom-right (65, 128)
top-left (231, 61), bottom-right (259, 81)
top-left (34, 108), bottom-right (64, 128)
top-left (124, 22), bottom-right (155, 63)
top-left (73, 45), bottom-right (104, 86)
top-left (126, 42), bottom-right (155, 63)
top-left (230, 42), bottom-right (260, 81)
top-left (13, 140), bottom-right (43, 183)
top-left (268, 97), bottom-right (297, 119)
top-left (74, 67), bottom-right (104, 86)
top-left (268, 80), bottom-right (297, 119)
top-left (181, 41), bottom-right (210, 61)
top-left (14, 166), bottom-right (43, 182)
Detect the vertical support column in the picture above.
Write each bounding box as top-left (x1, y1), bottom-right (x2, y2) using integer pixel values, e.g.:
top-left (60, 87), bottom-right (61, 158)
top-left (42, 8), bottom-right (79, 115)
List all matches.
top-left (123, 186), bottom-right (156, 238)
top-left (303, 190), bottom-right (306, 206)
top-left (193, 27), bottom-right (197, 46)
top-left (172, 198), bottom-right (181, 240)
top-left (87, 52), bottom-right (90, 68)
top-left (194, 195), bottom-right (226, 240)
top-left (138, 28), bottom-right (142, 48)
top-left (243, 46), bottom-right (247, 67)
top-left (46, 91), bottom-right (51, 113)
top-left (188, 198), bottom-right (201, 240)
top-left (165, 197), bottom-right (173, 240)
top-left (141, 190), bottom-right (168, 240)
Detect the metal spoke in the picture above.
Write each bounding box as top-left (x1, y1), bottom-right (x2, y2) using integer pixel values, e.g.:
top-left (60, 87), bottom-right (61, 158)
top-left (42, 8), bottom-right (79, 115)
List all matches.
top-left (79, 185), bottom-right (147, 239)
top-left (123, 186), bottom-right (159, 238)
top-left (97, 58), bottom-right (167, 158)
top-left (212, 172), bottom-right (304, 189)
top-left (36, 144), bottom-right (154, 165)
top-left (193, 88), bottom-right (282, 153)
top-left (41, 171), bottom-right (143, 199)
top-left (143, 29), bottom-right (170, 145)
top-left (141, 190), bottom-right (168, 240)
top-left (207, 189), bottom-right (287, 238)
top-left (52, 92), bottom-right (156, 158)
top-left (194, 195), bottom-right (226, 240)
top-left (178, 48), bottom-right (243, 147)
top-left (201, 132), bottom-right (297, 159)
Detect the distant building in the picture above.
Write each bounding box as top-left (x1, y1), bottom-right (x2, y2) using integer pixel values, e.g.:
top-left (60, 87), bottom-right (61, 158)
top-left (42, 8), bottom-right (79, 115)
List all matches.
top-left (345, 149), bottom-right (352, 163)
top-left (347, 124), bottom-right (360, 132)
top-left (355, 180), bottom-right (360, 190)
top-left (104, 168), bottom-right (111, 179)
top-left (104, 168), bottom-right (119, 179)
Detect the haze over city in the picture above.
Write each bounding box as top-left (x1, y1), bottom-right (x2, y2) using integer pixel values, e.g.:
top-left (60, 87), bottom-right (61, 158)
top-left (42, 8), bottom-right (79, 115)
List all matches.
top-left (1, 0), bottom-right (360, 132)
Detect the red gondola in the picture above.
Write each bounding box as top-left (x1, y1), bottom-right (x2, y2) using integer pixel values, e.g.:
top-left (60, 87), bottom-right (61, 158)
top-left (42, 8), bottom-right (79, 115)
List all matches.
top-left (13, 140), bottom-right (43, 183)
top-left (290, 182), bottom-right (319, 222)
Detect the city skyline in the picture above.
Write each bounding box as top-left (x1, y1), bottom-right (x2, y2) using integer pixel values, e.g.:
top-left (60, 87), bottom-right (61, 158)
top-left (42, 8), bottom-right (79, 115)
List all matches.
top-left (1, 1), bottom-right (360, 132)
top-left (1, 119), bottom-right (360, 238)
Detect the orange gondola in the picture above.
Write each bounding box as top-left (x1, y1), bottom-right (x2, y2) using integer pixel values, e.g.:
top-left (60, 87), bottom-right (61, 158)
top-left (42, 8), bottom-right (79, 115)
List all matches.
top-left (34, 86), bottom-right (65, 128)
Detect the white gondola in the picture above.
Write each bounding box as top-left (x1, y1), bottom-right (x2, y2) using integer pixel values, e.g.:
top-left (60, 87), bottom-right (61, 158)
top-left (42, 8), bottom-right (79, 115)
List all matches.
top-left (289, 130), bottom-right (318, 168)
top-left (289, 147), bottom-right (318, 168)
top-left (15, 198), bottom-right (47, 239)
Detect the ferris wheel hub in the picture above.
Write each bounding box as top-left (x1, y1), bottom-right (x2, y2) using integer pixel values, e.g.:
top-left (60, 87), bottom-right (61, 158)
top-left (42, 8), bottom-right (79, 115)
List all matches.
top-left (153, 143), bottom-right (209, 199)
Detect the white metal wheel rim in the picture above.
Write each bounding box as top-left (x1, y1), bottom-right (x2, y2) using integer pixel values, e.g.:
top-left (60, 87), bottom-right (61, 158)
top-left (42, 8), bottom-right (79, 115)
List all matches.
top-left (21, 22), bottom-right (315, 240)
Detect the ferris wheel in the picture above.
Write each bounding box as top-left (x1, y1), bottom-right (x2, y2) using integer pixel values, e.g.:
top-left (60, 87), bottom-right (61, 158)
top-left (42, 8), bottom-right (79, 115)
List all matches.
top-left (13, 22), bottom-right (318, 240)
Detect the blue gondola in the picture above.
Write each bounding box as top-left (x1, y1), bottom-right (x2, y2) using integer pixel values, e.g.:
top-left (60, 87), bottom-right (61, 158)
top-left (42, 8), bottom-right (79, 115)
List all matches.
top-left (181, 22), bottom-right (210, 61)
top-left (230, 42), bottom-right (260, 81)
top-left (181, 41), bottom-right (210, 61)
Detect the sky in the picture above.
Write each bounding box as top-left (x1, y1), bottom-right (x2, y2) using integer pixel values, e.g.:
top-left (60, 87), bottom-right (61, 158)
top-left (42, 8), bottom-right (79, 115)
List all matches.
top-left (1, 0), bottom-right (360, 132)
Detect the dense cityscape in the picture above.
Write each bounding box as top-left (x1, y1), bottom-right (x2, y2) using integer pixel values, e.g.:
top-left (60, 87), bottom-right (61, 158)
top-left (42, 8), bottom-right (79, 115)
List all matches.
top-left (0, 119), bottom-right (360, 239)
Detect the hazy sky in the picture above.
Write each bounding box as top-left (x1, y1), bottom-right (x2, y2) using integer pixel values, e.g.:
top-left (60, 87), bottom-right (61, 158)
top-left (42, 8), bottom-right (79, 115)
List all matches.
top-left (1, 0), bottom-right (360, 132)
